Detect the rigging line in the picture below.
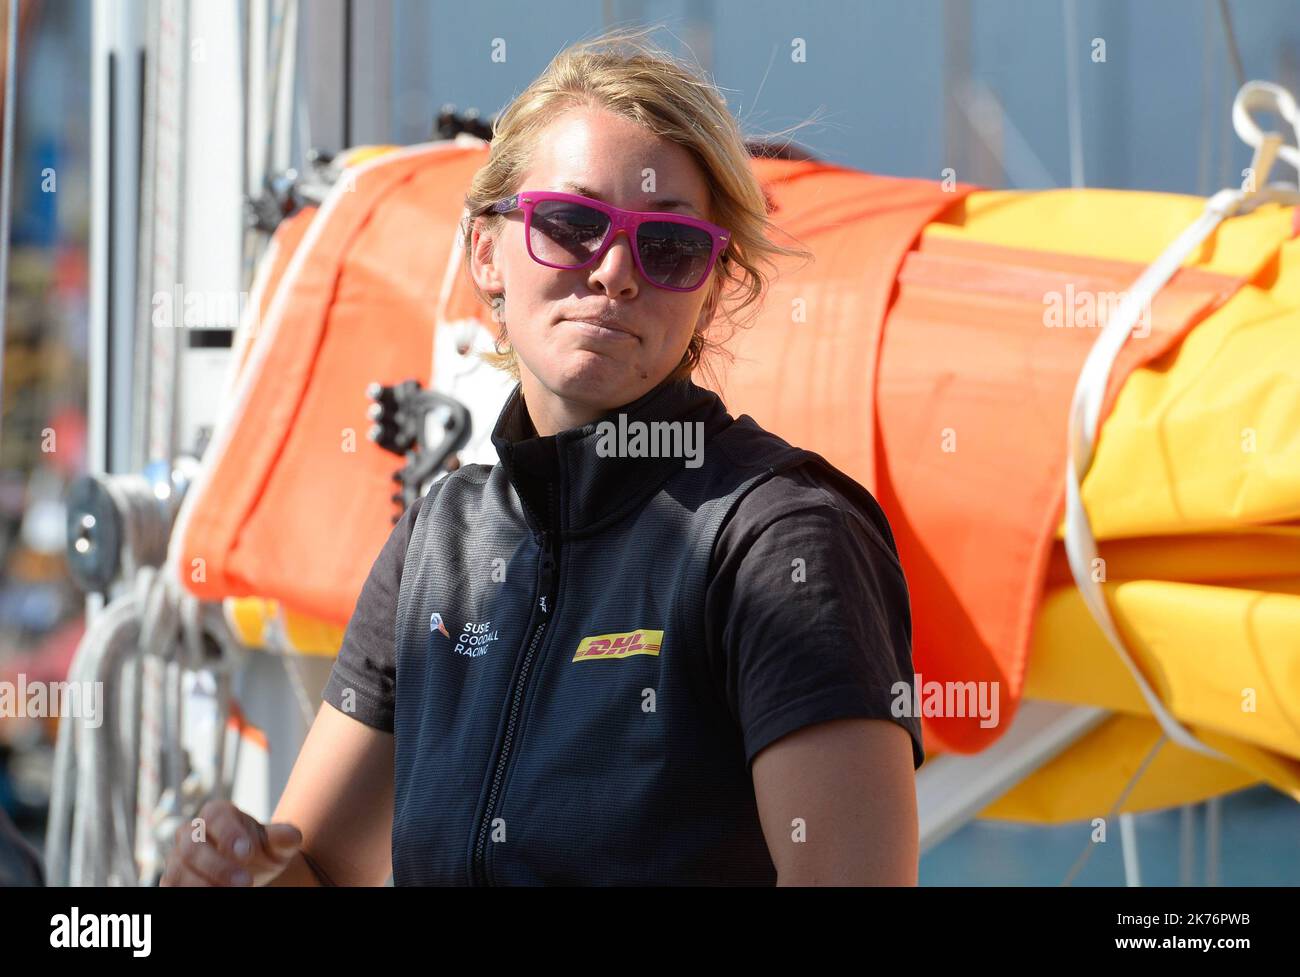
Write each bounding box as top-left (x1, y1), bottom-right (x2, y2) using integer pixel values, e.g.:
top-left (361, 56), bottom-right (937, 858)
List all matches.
top-left (956, 81), bottom-right (1057, 189)
top-left (0, 0), bottom-right (19, 449)
top-left (1216, 0), bottom-right (1246, 194)
top-left (1060, 733), bottom-right (1167, 887)
top-left (343, 0), bottom-right (352, 149)
top-left (1062, 0), bottom-right (1085, 187)
top-left (1197, 0), bottom-right (1215, 196)
top-left (1216, 0), bottom-right (1246, 91)
top-left (264, 0), bottom-right (292, 185)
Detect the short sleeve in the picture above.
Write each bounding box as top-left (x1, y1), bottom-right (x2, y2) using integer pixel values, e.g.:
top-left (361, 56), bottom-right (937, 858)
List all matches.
top-left (321, 494), bottom-right (423, 732)
top-left (705, 478), bottom-right (924, 771)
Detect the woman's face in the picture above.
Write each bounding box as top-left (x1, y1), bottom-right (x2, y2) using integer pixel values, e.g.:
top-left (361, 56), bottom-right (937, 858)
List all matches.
top-left (470, 106), bottom-right (721, 431)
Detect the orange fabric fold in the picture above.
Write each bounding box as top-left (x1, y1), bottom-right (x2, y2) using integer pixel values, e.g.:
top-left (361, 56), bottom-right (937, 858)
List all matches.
top-left (873, 236), bottom-right (1243, 752)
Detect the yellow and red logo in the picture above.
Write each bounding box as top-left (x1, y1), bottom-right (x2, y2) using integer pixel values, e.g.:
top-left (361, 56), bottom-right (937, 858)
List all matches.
top-left (572, 629), bottom-right (663, 662)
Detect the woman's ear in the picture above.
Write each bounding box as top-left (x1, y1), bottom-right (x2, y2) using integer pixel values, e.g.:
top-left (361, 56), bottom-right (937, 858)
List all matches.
top-left (469, 215), bottom-right (505, 295)
top-left (695, 278), bottom-right (722, 331)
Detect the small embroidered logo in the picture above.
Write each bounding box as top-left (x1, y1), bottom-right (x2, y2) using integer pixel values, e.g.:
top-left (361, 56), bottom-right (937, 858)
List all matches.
top-left (429, 612), bottom-right (450, 638)
top-left (572, 629), bottom-right (663, 662)
top-left (453, 620), bottom-right (500, 657)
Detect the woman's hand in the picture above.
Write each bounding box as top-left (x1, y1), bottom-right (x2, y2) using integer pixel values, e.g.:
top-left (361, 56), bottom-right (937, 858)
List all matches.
top-left (158, 704), bottom-right (396, 886)
top-left (160, 799), bottom-right (304, 886)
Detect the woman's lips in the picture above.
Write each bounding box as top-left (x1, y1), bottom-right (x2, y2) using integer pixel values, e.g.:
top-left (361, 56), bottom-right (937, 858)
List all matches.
top-left (562, 318), bottom-right (638, 342)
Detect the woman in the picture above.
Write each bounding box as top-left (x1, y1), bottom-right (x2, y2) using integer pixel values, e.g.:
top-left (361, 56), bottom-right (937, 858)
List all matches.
top-left (162, 27), bottom-right (923, 887)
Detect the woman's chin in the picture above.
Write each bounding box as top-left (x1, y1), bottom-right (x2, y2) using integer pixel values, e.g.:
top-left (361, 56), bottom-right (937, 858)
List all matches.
top-left (542, 349), bottom-right (661, 405)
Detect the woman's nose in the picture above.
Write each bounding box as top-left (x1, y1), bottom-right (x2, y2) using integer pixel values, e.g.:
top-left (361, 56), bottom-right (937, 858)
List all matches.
top-left (587, 228), bottom-right (639, 296)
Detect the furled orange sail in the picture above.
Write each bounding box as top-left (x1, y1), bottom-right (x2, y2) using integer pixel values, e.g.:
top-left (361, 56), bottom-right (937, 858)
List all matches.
top-left (172, 141), bottom-right (487, 622)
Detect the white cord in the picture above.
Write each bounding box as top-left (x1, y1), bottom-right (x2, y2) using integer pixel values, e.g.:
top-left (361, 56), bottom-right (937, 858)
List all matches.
top-left (1065, 151), bottom-right (1300, 761)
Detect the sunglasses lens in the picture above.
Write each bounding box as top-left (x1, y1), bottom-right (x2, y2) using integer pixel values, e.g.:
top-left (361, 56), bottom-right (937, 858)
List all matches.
top-left (530, 199), bottom-right (610, 267)
top-left (637, 221), bottom-right (714, 289)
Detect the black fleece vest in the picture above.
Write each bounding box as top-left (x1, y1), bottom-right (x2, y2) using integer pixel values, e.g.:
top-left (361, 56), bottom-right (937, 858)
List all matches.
top-left (392, 376), bottom-right (869, 885)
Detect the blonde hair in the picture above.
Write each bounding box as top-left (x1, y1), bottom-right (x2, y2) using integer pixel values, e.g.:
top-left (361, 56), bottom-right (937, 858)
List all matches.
top-left (460, 25), bottom-right (814, 387)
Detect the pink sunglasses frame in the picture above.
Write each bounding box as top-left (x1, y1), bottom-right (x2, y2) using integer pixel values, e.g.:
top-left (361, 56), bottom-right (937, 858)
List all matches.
top-left (482, 189), bottom-right (731, 292)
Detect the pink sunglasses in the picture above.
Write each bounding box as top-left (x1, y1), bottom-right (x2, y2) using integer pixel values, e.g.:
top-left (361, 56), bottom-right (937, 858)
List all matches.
top-left (481, 189), bottom-right (730, 292)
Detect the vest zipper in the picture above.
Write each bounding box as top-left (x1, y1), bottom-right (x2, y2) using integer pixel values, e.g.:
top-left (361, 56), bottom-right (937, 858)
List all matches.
top-left (471, 486), bottom-right (557, 885)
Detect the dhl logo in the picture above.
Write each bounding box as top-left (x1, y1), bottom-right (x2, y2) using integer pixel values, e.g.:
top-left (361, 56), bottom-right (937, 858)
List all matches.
top-left (572, 629), bottom-right (663, 662)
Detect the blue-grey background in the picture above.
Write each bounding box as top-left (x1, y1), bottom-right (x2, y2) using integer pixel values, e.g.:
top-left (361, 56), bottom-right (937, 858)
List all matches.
top-left (381, 0), bottom-right (1300, 194)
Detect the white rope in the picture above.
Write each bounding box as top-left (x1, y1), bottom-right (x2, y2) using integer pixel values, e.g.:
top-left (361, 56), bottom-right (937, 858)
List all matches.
top-left (147, 0), bottom-right (187, 462)
top-left (132, 562), bottom-right (184, 883)
top-left (1231, 81), bottom-right (1300, 183)
top-left (1066, 188), bottom-right (1240, 762)
top-left (1065, 81), bottom-right (1300, 762)
top-left (47, 566), bottom-right (154, 885)
top-left (99, 474), bottom-right (172, 578)
top-left (47, 461), bottom-right (218, 884)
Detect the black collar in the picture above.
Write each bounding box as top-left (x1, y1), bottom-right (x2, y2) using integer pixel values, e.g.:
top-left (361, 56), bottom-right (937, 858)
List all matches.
top-left (489, 374), bottom-right (733, 538)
